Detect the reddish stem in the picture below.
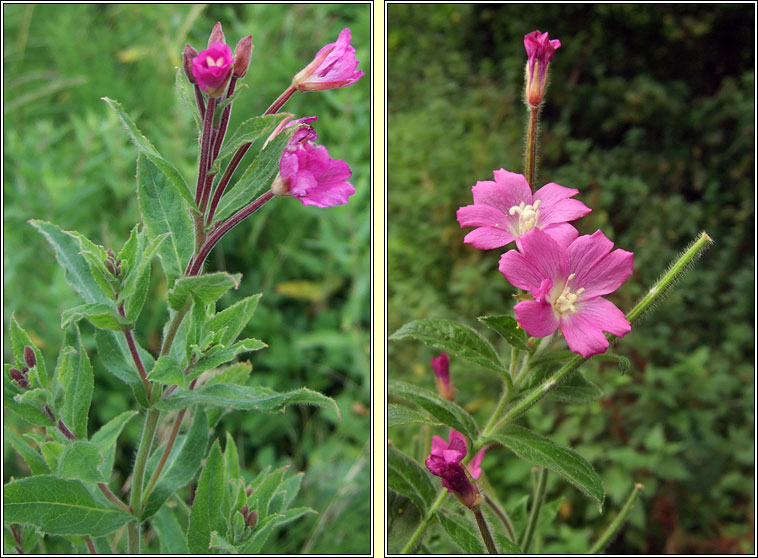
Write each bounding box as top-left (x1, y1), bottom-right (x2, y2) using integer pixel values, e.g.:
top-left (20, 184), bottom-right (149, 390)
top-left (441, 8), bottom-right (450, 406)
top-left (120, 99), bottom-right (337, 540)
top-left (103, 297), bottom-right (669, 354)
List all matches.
top-left (193, 85), bottom-right (206, 121)
top-left (118, 304), bottom-right (152, 402)
top-left (187, 190), bottom-right (275, 276)
top-left (195, 97), bottom-right (217, 206)
top-left (205, 142), bottom-right (253, 226)
top-left (265, 85), bottom-right (296, 115)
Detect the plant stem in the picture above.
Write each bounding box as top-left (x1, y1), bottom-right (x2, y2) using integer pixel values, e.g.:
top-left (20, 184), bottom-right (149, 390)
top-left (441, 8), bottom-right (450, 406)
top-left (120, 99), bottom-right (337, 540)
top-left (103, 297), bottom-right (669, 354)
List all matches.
top-left (524, 106), bottom-right (539, 189)
top-left (484, 493), bottom-right (516, 542)
top-left (195, 96), bottom-right (217, 207)
top-left (193, 84), bottom-right (205, 121)
top-left (626, 232), bottom-right (712, 324)
top-left (472, 504), bottom-right (498, 554)
top-left (188, 190), bottom-right (275, 276)
top-left (160, 307), bottom-right (189, 357)
top-left (205, 142), bottom-right (252, 226)
top-left (210, 77), bottom-right (236, 164)
top-left (85, 536), bottom-right (96, 554)
top-left (589, 483), bottom-right (644, 553)
top-left (520, 468), bottom-right (548, 552)
top-left (118, 305), bottom-right (152, 403)
top-left (127, 408), bottom-right (160, 554)
top-left (265, 84), bottom-right (296, 115)
top-left (400, 490), bottom-right (447, 554)
top-left (97, 482), bottom-right (132, 514)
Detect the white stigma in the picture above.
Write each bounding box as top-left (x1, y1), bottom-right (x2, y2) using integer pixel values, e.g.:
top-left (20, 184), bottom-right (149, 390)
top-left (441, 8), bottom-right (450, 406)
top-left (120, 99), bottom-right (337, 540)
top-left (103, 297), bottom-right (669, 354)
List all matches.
top-left (508, 199), bottom-right (541, 235)
top-left (553, 273), bottom-right (584, 316)
top-left (206, 56), bottom-right (224, 67)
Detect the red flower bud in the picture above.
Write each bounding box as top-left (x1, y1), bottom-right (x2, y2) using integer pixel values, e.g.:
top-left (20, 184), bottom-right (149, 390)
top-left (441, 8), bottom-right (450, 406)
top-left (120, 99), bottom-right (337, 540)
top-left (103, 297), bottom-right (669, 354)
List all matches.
top-left (9, 368), bottom-right (24, 382)
top-left (183, 44), bottom-right (199, 84)
top-left (246, 487), bottom-right (253, 496)
top-left (208, 22), bottom-right (225, 48)
top-left (233, 35), bottom-right (253, 79)
top-left (240, 504), bottom-right (249, 518)
top-left (105, 258), bottom-right (118, 277)
top-left (246, 509), bottom-right (258, 529)
top-left (24, 346), bottom-right (37, 369)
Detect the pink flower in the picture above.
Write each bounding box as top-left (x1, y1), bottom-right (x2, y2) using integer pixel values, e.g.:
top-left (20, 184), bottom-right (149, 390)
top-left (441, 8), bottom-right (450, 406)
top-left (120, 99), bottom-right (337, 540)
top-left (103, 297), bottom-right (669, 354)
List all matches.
top-left (192, 42), bottom-right (233, 97)
top-left (524, 30), bottom-right (561, 106)
top-left (430, 352), bottom-right (453, 401)
top-left (425, 430), bottom-right (480, 509)
top-left (457, 169), bottom-right (590, 250)
top-left (271, 116), bottom-right (355, 208)
top-left (468, 445), bottom-right (489, 481)
top-left (499, 228), bottom-right (633, 358)
top-left (293, 28), bottom-right (364, 91)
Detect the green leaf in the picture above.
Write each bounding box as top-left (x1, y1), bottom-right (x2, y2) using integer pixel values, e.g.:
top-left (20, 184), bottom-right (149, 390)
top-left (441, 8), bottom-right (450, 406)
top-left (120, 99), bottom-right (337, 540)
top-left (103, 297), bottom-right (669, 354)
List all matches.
top-left (29, 220), bottom-right (112, 305)
top-left (154, 504), bottom-right (190, 554)
top-left (251, 467), bottom-right (287, 520)
top-left (187, 439), bottom-right (224, 553)
top-left (147, 355), bottom-right (185, 387)
top-left (156, 383), bottom-right (340, 420)
top-left (94, 329), bottom-right (151, 408)
top-left (57, 441), bottom-right (107, 483)
top-left (4, 427), bottom-right (50, 475)
top-left (477, 314), bottom-right (530, 351)
top-left (52, 325), bottom-right (93, 439)
top-left (436, 511), bottom-right (486, 554)
top-left (168, 272), bottom-right (242, 310)
top-left (216, 114), bottom-right (288, 163)
top-left (387, 446), bottom-right (437, 514)
top-left (3, 475), bottom-right (132, 536)
top-left (388, 403), bottom-right (442, 428)
top-left (10, 316), bottom-right (48, 388)
top-left (214, 125), bottom-right (294, 222)
top-left (142, 409), bottom-right (208, 520)
top-left (485, 425), bottom-right (604, 508)
top-left (3, 375), bottom-right (52, 427)
top-left (241, 507), bottom-right (316, 553)
top-left (90, 410), bottom-right (138, 480)
top-left (524, 366), bottom-right (603, 403)
top-left (175, 67), bottom-right (201, 131)
top-left (207, 293), bottom-right (262, 346)
top-left (40, 441), bottom-right (65, 470)
top-left (103, 97), bottom-right (195, 208)
top-left (273, 471), bottom-right (304, 513)
top-left (389, 380), bottom-right (478, 443)
top-left (224, 431), bottom-right (241, 481)
top-left (390, 319), bottom-right (503, 373)
top-left (191, 337), bottom-right (267, 374)
top-left (61, 302), bottom-right (129, 331)
top-left (136, 155), bottom-right (194, 286)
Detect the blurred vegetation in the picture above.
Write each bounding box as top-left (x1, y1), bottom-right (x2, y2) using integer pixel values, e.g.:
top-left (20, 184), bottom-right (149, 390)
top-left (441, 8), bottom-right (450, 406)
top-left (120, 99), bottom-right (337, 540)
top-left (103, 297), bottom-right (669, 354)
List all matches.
top-left (3, 4), bottom-right (370, 554)
top-left (388, 4), bottom-right (753, 555)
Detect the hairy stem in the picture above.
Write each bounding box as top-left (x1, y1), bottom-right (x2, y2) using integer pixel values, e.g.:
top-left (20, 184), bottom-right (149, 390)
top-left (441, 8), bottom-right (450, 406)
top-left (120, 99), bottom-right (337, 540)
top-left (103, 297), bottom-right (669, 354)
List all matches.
top-left (205, 142), bottom-right (252, 226)
top-left (127, 408), bottom-right (160, 553)
top-left (118, 304), bottom-right (152, 402)
top-left (589, 483), bottom-right (644, 554)
top-left (472, 504), bottom-right (498, 554)
top-left (400, 490), bottom-right (447, 554)
top-left (195, 96), bottom-right (217, 207)
top-left (520, 468), bottom-right (548, 552)
top-left (265, 84), bottom-right (296, 115)
top-left (484, 493), bottom-right (516, 542)
top-left (524, 106), bottom-right (539, 189)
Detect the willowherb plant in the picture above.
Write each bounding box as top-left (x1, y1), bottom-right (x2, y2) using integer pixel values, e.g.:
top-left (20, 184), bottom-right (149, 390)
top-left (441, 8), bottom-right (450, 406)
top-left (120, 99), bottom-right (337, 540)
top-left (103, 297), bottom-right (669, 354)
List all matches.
top-left (4, 21), bottom-right (363, 554)
top-left (388, 30), bottom-right (712, 554)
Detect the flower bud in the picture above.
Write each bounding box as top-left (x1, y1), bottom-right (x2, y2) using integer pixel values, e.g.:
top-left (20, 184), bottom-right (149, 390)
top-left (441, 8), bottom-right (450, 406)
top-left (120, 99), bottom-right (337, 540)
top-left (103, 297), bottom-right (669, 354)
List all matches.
top-left (233, 35), bottom-right (253, 78)
top-left (246, 509), bottom-right (258, 529)
top-left (183, 44), bottom-right (199, 84)
top-left (425, 429), bottom-right (481, 509)
top-left (105, 258), bottom-right (117, 277)
top-left (523, 30), bottom-right (561, 107)
top-left (239, 504), bottom-right (249, 518)
top-left (430, 352), bottom-right (453, 401)
top-left (246, 487), bottom-right (253, 497)
top-left (24, 346), bottom-right (37, 369)
top-left (9, 367), bottom-right (25, 384)
top-left (208, 22), bottom-right (225, 48)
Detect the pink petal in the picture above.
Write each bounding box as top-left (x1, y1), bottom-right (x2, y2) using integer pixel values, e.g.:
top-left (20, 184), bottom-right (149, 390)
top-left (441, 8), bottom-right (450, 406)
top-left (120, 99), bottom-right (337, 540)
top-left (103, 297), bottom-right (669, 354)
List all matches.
top-left (567, 230), bottom-right (614, 284)
top-left (499, 249), bottom-right (546, 292)
top-left (514, 300), bottom-right (560, 338)
top-left (541, 222), bottom-right (579, 247)
top-left (430, 435), bottom-right (448, 456)
top-left (448, 429), bottom-right (468, 455)
top-left (517, 228), bottom-right (568, 283)
top-left (559, 297), bottom-right (630, 357)
top-left (456, 204), bottom-right (512, 229)
top-left (471, 170), bottom-right (531, 216)
top-left (463, 227), bottom-right (515, 250)
top-left (579, 249), bottom-right (634, 298)
top-left (533, 181), bottom-right (579, 206)
top-left (468, 446), bottom-right (488, 480)
top-left (538, 198), bottom-right (592, 227)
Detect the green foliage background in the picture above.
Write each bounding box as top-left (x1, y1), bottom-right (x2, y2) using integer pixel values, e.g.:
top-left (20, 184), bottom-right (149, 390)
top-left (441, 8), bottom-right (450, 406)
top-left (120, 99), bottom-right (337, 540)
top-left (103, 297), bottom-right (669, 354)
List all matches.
top-left (3, 4), bottom-right (370, 554)
top-left (387, 4), bottom-right (753, 555)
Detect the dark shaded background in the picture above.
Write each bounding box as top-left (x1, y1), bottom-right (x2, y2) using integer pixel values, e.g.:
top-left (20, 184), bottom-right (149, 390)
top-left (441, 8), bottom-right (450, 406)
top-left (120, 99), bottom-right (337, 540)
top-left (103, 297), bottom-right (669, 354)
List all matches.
top-left (388, 4), bottom-right (754, 554)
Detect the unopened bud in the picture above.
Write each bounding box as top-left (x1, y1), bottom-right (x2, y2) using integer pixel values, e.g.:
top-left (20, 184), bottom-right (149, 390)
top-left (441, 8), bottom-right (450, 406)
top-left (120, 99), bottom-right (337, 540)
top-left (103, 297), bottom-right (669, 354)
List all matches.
top-left (239, 504), bottom-right (249, 518)
top-left (183, 44), bottom-right (199, 84)
top-left (17, 377), bottom-right (29, 388)
top-left (105, 258), bottom-right (118, 277)
top-left (233, 35), bottom-right (253, 78)
top-left (246, 509), bottom-right (258, 529)
top-left (208, 22), bottom-right (225, 47)
top-left (246, 487), bottom-right (253, 496)
top-left (24, 346), bottom-right (37, 369)
top-left (9, 368), bottom-right (24, 383)
top-left (106, 248), bottom-right (116, 259)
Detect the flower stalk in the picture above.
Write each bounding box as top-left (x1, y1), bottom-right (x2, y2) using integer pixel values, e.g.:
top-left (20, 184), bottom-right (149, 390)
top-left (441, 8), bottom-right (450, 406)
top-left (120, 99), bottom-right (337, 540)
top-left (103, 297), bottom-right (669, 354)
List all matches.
top-left (472, 504), bottom-right (498, 554)
top-left (524, 106), bottom-right (539, 189)
top-left (520, 467), bottom-right (548, 552)
top-left (589, 483), bottom-right (644, 553)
